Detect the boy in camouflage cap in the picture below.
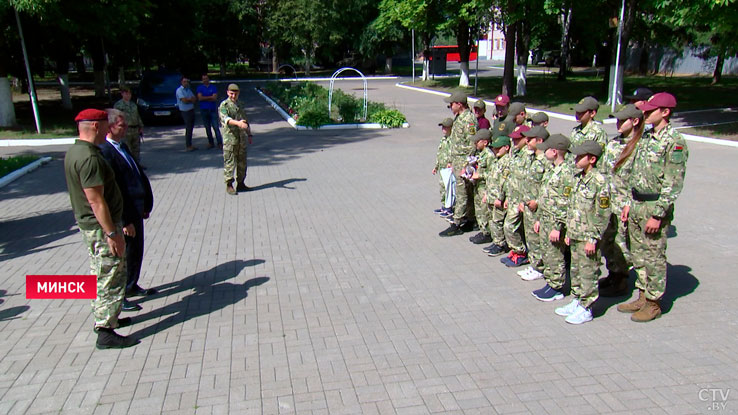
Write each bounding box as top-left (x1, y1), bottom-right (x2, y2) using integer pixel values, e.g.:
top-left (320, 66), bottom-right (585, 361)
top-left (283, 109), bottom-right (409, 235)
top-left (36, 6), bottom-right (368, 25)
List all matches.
top-left (482, 135), bottom-right (512, 256)
top-left (555, 140), bottom-right (611, 324)
top-left (530, 112), bottom-right (549, 128)
top-left (468, 129), bottom-right (494, 244)
top-left (531, 134), bottom-right (575, 301)
top-left (433, 118), bottom-right (455, 217)
top-left (500, 125), bottom-right (532, 267)
top-left (570, 96), bottom-right (607, 149)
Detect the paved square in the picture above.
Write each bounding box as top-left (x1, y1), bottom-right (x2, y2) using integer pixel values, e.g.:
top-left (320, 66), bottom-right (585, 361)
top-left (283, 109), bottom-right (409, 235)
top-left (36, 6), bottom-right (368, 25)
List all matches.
top-left (1, 80), bottom-right (736, 414)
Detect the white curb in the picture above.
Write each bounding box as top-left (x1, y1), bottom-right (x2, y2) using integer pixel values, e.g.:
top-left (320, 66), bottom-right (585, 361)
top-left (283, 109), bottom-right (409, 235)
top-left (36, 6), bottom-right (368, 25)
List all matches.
top-left (0, 156), bottom-right (53, 189)
top-left (0, 138), bottom-right (75, 147)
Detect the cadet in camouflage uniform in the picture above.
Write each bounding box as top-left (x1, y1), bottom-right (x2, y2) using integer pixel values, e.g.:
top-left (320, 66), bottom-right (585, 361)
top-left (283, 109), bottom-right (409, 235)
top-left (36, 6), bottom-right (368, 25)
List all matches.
top-left (555, 140), bottom-right (611, 325)
top-left (219, 83), bottom-right (253, 195)
top-left (532, 134), bottom-right (574, 301)
top-left (598, 105), bottom-right (644, 296)
top-left (439, 91), bottom-right (478, 237)
top-left (114, 86), bottom-right (144, 164)
top-left (500, 124), bottom-right (531, 267)
top-left (482, 135), bottom-right (512, 256)
top-left (570, 96), bottom-right (607, 149)
top-left (64, 108), bottom-right (137, 349)
top-left (433, 118), bottom-right (454, 214)
top-left (517, 126), bottom-right (551, 281)
top-left (530, 111), bottom-right (549, 128)
top-left (469, 129), bottom-right (494, 244)
top-left (491, 94), bottom-right (514, 138)
top-left (617, 93), bottom-right (688, 322)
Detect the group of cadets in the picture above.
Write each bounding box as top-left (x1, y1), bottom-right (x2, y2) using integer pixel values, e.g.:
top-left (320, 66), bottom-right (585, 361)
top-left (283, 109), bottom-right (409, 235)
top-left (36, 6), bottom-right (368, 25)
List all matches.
top-left (433, 89), bottom-right (688, 324)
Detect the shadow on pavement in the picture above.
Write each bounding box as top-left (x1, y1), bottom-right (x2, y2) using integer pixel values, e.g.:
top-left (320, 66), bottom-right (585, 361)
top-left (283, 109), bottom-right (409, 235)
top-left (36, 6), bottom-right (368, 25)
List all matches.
top-left (248, 177), bottom-right (307, 192)
top-left (128, 259), bottom-right (269, 340)
top-left (661, 263), bottom-right (698, 314)
top-left (0, 290), bottom-right (30, 321)
top-left (0, 210), bottom-right (77, 262)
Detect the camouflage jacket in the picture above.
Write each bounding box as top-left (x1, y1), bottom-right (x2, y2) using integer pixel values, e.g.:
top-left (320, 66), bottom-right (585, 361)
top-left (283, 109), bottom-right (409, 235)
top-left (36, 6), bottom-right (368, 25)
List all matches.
top-left (485, 153), bottom-right (510, 202)
top-left (627, 123), bottom-right (688, 218)
top-left (566, 169), bottom-right (611, 243)
top-left (474, 146), bottom-right (495, 184)
top-left (435, 135), bottom-right (452, 171)
top-left (520, 151), bottom-right (550, 203)
top-left (570, 121), bottom-right (607, 149)
top-left (447, 109), bottom-right (478, 168)
top-left (599, 135), bottom-right (628, 173)
top-left (600, 134), bottom-right (630, 213)
top-left (114, 99), bottom-right (143, 128)
top-left (539, 161), bottom-right (575, 229)
top-left (219, 98), bottom-right (251, 145)
top-left (503, 146), bottom-right (529, 204)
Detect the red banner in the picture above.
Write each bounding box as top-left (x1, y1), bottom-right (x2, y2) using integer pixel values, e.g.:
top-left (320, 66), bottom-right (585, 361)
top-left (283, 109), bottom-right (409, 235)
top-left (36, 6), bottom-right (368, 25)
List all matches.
top-left (26, 275), bottom-right (97, 299)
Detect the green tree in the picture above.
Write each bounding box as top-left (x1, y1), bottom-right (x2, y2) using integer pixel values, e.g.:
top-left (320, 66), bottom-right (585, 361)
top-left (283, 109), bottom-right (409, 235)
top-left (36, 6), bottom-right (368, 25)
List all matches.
top-left (438, 0), bottom-right (494, 87)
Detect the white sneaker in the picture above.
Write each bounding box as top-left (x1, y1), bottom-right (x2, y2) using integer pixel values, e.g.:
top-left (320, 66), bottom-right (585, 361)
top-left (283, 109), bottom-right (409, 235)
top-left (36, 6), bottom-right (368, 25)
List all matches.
top-left (555, 299), bottom-right (579, 316)
top-left (565, 305), bottom-right (593, 325)
top-left (517, 266), bottom-right (534, 277)
top-left (521, 268), bottom-right (544, 281)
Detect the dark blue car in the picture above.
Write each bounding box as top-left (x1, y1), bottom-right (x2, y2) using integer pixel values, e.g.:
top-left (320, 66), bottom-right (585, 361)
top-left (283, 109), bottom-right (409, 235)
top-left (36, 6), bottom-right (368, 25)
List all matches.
top-left (136, 71), bottom-right (183, 124)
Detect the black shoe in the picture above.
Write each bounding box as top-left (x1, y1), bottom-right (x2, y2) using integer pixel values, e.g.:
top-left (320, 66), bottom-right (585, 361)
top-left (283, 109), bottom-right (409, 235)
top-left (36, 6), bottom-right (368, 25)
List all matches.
top-left (485, 243), bottom-right (510, 256)
top-left (599, 274), bottom-right (629, 297)
top-left (469, 232), bottom-right (493, 244)
top-left (439, 223), bottom-right (463, 237)
top-left (459, 221), bottom-right (475, 232)
top-left (121, 299), bottom-right (142, 312)
top-left (95, 328), bottom-right (139, 349)
top-left (118, 317), bottom-right (132, 328)
top-left (126, 286), bottom-right (158, 297)
top-left (236, 183), bottom-right (250, 191)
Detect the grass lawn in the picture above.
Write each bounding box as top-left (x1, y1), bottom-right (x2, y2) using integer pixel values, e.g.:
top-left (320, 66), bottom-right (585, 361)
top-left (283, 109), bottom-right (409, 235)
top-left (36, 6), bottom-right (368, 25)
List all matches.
top-left (409, 73), bottom-right (738, 139)
top-left (0, 155), bottom-right (40, 178)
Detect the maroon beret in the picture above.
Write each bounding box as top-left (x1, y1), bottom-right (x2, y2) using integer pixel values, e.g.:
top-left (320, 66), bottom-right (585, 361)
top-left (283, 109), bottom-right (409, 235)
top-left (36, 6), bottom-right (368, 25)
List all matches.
top-left (637, 92), bottom-right (677, 112)
top-left (74, 109), bottom-right (108, 122)
top-left (510, 125), bottom-right (531, 139)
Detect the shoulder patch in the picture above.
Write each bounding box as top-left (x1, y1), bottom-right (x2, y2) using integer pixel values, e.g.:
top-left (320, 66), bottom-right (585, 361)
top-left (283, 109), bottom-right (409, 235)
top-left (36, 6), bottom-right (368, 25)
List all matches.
top-left (469, 125), bottom-right (476, 135)
top-left (599, 196), bottom-right (610, 209)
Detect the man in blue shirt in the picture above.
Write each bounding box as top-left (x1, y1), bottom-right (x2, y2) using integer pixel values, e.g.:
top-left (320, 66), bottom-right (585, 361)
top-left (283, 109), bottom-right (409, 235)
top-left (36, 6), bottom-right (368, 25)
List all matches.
top-left (196, 74), bottom-right (223, 149)
top-left (176, 76), bottom-right (197, 151)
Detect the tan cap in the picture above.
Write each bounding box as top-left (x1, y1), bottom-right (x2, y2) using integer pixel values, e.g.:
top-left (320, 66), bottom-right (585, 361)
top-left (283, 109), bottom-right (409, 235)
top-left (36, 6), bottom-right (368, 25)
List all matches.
top-left (522, 125), bottom-right (550, 140)
top-left (227, 83), bottom-right (240, 91)
top-left (574, 96), bottom-right (599, 113)
top-left (508, 102), bottom-right (526, 116)
top-left (472, 129), bottom-right (492, 143)
top-left (530, 112), bottom-right (548, 124)
top-left (473, 99), bottom-right (486, 110)
top-left (444, 91), bottom-right (469, 104)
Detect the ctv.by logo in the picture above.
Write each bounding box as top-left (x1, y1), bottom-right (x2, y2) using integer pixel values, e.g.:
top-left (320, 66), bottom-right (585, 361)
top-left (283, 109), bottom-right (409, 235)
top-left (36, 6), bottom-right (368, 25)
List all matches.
top-left (699, 388), bottom-right (730, 411)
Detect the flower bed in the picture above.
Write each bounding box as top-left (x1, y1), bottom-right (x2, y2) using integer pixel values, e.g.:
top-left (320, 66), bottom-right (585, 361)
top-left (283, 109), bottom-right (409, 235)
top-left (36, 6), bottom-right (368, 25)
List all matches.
top-left (259, 82), bottom-right (407, 129)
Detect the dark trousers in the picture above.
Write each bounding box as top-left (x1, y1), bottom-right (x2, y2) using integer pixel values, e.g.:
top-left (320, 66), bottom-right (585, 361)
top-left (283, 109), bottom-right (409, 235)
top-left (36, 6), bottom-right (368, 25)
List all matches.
top-left (181, 109), bottom-right (195, 147)
top-left (201, 108), bottom-right (222, 145)
top-left (124, 217), bottom-right (145, 292)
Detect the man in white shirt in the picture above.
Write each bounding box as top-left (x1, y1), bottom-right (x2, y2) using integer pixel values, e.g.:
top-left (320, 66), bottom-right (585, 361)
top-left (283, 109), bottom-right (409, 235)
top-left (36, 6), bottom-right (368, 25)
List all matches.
top-left (176, 77), bottom-right (197, 151)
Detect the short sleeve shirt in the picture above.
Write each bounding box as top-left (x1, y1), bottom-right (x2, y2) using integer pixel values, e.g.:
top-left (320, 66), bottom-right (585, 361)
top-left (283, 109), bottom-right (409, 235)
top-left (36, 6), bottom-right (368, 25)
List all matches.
top-left (176, 86), bottom-right (195, 111)
top-left (196, 84), bottom-right (218, 110)
top-left (64, 140), bottom-right (123, 230)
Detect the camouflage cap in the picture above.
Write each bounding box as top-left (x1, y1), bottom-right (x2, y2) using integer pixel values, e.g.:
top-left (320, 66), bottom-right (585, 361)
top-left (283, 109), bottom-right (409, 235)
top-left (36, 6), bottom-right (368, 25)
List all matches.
top-left (472, 128), bottom-right (492, 143)
top-left (636, 92), bottom-right (677, 112)
top-left (569, 139), bottom-right (602, 157)
top-left (538, 133), bottom-right (570, 152)
top-left (522, 125), bottom-right (550, 140)
top-left (120, 85), bottom-right (132, 93)
top-left (444, 91), bottom-right (469, 104)
top-left (624, 87), bottom-right (653, 101)
top-left (574, 96), bottom-right (599, 113)
top-left (530, 111), bottom-right (548, 124)
top-left (438, 118), bottom-right (454, 127)
top-left (490, 135), bottom-right (511, 148)
top-left (508, 102), bottom-right (526, 116)
top-left (227, 83), bottom-right (240, 91)
top-left (509, 124), bottom-right (531, 139)
top-left (473, 99), bottom-right (486, 110)
top-left (610, 104), bottom-right (643, 120)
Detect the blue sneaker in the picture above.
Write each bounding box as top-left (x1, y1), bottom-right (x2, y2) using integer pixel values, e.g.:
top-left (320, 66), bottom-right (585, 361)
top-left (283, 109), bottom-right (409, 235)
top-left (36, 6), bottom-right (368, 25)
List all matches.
top-left (434, 207), bottom-right (444, 214)
top-left (532, 284), bottom-right (564, 302)
top-left (440, 208), bottom-right (453, 218)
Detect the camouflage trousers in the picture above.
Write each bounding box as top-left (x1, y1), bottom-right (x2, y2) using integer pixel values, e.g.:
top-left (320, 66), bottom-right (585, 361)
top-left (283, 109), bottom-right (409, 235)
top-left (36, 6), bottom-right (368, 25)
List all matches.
top-left (487, 204), bottom-right (506, 246)
top-left (223, 138), bottom-right (247, 184)
top-left (80, 227), bottom-right (126, 329)
top-left (124, 130), bottom-right (141, 163)
top-left (523, 206), bottom-right (543, 271)
top-left (628, 202), bottom-right (670, 301)
top-left (474, 181), bottom-right (490, 235)
top-left (569, 238), bottom-right (602, 309)
top-left (452, 172), bottom-right (475, 224)
top-left (600, 213), bottom-right (630, 275)
top-left (503, 201), bottom-right (525, 253)
top-left (539, 214), bottom-right (567, 291)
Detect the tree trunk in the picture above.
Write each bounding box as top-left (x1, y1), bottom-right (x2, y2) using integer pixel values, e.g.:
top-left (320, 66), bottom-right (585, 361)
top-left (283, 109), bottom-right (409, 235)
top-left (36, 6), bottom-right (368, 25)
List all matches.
top-left (502, 21), bottom-right (517, 97)
top-left (557, 6), bottom-right (572, 81)
top-left (0, 77), bottom-right (17, 127)
top-left (712, 53), bottom-right (724, 85)
top-left (385, 56), bottom-right (393, 74)
top-left (605, 0), bottom-right (638, 104)
top-left (422, 33), bottom-right (431, 81)
top-left (272, 46), bottom-right (278, 74)
top-left (457, 21), bottom-right (471, 87)
top-left (516, 17), bottom-right (531, 96)
top-left (90, 40), bottom-right (106, 97)
top-left (55, 59), bottom-right (72, 110)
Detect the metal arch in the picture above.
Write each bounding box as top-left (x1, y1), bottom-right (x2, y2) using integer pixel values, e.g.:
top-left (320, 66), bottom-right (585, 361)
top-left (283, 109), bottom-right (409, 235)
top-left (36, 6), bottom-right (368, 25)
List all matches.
top-left (276, 64), bottom-right (298, 80)
top-left (328, 67), bottom-right (368, 122)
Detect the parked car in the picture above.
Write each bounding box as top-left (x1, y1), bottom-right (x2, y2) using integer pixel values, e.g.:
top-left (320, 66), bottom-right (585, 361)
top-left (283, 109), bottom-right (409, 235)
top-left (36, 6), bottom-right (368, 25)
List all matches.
top-left (539, 50), bottom-right (561, 67)
top-left (136, 70), bottom-right (182, 124)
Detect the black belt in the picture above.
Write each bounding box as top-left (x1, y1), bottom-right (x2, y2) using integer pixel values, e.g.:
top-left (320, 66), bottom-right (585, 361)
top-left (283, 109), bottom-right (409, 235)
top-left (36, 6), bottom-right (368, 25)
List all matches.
top-left (632, 188), bottom-right (659, 202)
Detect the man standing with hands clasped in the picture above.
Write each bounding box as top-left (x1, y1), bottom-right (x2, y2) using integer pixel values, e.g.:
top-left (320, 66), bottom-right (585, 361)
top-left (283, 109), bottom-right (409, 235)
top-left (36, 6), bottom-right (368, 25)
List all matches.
top-left (219, 83), bottom-right (253, 195)
top-left (197, 74), bottom-right (223, 149)
top-left (64, 108), bottom-right (138, 349)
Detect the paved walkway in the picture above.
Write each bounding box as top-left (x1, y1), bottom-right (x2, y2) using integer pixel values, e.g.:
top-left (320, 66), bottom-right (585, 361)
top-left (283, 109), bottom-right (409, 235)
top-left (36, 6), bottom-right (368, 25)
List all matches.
top-left (1, 80), bottom-right (736, 415)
